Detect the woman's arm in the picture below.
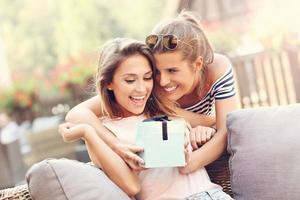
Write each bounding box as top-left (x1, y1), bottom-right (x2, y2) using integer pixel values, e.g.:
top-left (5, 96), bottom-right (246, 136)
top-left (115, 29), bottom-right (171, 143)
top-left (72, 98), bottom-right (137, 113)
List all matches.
top-left (175, 107), bottom-right (215, 127)
top-left (180, 96), bottom-right (238, 174)
top-left (179, 55), bottom-right (239, 174)
top-left (65, 96), bottom-right (116, 146)
top-left (65, 95), bottom-right (144, 169)
top-left (176, 107), bottom-right (217, 149)
top-left (59, 123), bottom-right (141, 196)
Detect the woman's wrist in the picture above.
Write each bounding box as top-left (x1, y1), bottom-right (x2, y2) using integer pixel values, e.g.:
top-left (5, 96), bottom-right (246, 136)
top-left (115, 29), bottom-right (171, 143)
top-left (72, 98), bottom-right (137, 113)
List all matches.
top-left (110, 137), bottom-right (121, 152)
top-left (83, 124), bottom-right (98, 140)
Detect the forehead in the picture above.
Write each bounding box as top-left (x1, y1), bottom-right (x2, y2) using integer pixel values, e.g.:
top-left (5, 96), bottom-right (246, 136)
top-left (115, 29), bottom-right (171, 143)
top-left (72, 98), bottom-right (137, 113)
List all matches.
top-left (115, 54), bottom-right (152, 75)
top-left (154, 51), bottom-right (185, 69)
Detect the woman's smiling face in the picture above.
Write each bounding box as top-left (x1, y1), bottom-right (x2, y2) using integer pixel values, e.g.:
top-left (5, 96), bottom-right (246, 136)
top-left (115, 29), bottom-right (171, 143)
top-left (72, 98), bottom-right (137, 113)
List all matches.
top-left (154, 51), bottom-right (199, 102)
top-left (108, 54), bottom-right (153, 117)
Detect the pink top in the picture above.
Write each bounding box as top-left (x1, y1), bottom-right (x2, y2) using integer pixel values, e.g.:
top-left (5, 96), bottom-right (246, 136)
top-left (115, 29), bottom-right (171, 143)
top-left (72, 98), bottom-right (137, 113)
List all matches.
top-left (102, 115), bottom-right (221, 200)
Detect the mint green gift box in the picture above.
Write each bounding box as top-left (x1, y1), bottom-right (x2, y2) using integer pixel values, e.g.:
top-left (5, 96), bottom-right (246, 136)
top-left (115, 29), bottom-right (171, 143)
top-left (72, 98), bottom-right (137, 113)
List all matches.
top-left (136, 116), bottom-right (186, 168)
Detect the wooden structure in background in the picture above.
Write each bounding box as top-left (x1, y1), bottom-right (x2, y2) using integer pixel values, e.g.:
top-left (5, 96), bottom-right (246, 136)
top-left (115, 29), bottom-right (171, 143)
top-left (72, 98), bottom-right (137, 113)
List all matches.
top-left (231, 47), bottom-right (300, 108)
top-left (173, 0), bottom-right (300, 108)
top-left (174, 0), bottom-right (256, 28)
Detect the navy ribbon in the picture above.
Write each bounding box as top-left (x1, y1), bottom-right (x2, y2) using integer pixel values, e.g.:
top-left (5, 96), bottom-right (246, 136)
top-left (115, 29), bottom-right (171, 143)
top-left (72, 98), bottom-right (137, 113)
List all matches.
top-left (143, 115), bottom-right (169, 140)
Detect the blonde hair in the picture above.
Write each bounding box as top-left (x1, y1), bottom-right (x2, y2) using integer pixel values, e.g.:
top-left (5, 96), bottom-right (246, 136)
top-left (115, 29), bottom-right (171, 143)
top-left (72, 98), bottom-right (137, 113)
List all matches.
top-left (149, 10), bottom-right (214, 95)
top-left (95, 38), bottom-right (176, 118)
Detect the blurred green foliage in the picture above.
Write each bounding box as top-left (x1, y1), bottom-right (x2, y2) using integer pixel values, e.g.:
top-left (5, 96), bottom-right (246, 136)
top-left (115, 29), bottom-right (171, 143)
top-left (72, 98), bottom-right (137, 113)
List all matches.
top-left (0, 0), bottom-right (167, 71)
top-left (0, 0), bottom-right (167, 114)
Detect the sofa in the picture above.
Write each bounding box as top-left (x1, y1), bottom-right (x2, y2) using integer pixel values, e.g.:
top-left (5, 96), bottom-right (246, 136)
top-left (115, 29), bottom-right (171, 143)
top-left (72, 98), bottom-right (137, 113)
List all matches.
top-left (227, 104), bottom-right (300, 199)
top-left (1, 104), bottom-right (299, 200)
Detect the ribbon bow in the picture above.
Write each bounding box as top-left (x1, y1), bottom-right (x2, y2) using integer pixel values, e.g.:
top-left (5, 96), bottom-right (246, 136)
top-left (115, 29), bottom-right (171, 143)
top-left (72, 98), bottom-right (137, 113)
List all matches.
top-left (143, 115), bottom-right (169, 140)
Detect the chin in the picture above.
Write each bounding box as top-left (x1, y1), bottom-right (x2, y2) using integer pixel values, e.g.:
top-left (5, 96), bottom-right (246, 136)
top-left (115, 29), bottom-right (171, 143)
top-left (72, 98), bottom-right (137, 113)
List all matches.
top-left (130, 108), bottom-right (145, 116)
top-left (132, 112), bottom-right (143, 116)
top-left (166, 94), bottom-right (180, 102)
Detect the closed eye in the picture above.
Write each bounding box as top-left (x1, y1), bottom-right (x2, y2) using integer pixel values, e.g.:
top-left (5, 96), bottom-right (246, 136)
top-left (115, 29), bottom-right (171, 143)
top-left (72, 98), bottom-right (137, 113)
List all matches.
top-left (144, 76), bottom-right (153, 81)
top-left (125, 79), bottom-right (135, 84)
top-left (168, 68), bottom-right (178, 73)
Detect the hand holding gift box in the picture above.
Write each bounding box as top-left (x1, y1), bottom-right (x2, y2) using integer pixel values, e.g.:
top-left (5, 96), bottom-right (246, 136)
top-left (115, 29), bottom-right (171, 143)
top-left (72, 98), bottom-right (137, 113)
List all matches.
top-left (136, 115), bottom-right (190, 168)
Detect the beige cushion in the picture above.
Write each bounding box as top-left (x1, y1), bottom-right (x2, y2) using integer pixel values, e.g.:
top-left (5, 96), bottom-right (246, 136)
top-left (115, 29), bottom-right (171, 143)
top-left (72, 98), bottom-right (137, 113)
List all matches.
top-left (227, 104), bottom-right (300, 200)
top-left (26, 158), bottom-right (131, 200)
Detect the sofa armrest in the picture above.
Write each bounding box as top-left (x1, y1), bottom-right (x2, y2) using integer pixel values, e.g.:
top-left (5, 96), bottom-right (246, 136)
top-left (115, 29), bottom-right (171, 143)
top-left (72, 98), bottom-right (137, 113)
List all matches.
top-left (227, 104), bottom-right (300, 200)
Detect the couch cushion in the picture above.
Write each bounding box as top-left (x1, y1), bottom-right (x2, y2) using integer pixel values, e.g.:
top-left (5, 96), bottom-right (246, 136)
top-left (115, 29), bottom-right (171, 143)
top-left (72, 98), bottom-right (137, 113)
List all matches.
top-left (26, 158), bottom-right (131, 200)
top-left (227, 104), bottom-right (300, 200)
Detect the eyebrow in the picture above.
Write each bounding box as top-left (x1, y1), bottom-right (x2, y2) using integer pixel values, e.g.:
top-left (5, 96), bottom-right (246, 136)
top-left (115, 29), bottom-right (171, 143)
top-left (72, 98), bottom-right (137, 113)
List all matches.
top-left (122, 71), bottom-right (153, 77)
top-left (163, 66), bottom-right (178, 70)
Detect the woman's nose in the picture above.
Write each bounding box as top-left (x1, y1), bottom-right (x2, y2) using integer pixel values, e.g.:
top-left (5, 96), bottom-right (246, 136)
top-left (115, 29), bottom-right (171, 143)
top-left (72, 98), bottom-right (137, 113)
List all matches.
top-left (158, 73), bottom-right (170, 87)
top-left (135, 81), bottom-right (147, 92)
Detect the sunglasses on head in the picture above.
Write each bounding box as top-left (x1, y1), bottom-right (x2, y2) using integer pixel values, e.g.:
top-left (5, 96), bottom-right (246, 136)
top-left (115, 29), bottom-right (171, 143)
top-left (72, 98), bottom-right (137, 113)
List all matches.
top-left (145, 34), bottom-right (192, 50)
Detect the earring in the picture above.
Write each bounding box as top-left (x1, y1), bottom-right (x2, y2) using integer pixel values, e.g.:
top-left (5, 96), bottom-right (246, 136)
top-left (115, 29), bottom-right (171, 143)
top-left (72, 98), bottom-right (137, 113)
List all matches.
top-left (107, 87), bottom-right (113, 91)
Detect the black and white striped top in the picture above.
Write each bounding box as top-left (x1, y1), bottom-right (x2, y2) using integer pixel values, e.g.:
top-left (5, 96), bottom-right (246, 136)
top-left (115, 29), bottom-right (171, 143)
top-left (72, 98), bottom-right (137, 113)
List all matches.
top-left (184, 67), bottom-right (235, 115)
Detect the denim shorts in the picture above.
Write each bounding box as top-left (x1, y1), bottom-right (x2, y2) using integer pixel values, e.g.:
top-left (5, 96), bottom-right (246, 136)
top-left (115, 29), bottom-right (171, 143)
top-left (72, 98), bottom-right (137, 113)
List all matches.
top-left (185, 189), bottom-right (234, 200)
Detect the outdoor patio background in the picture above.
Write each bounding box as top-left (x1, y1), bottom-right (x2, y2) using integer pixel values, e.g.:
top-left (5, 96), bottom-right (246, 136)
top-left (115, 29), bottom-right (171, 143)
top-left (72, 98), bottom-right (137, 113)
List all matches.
top-left (1, 0), bottom-right (299, 189)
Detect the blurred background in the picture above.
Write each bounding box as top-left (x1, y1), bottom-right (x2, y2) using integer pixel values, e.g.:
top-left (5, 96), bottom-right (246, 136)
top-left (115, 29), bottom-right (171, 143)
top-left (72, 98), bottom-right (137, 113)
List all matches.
top-left (0, 0), bottom-right (299, 189)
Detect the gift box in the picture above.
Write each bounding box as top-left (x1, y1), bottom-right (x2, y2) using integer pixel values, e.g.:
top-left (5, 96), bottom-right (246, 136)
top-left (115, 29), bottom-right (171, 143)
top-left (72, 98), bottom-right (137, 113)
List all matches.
top-left (136, 115), bottom-right (186, 168)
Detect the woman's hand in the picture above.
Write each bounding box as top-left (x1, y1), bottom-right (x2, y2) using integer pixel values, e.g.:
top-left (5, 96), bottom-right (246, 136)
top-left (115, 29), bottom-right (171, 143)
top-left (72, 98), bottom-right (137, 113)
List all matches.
top-left (179, 134), bottom-right (192, 174)
top-left (59, 122), bottom-right (93, 143)
top-left (112, 139), bottom-right (145, 172)
top-left (190, 125), bottom-right (217, 150)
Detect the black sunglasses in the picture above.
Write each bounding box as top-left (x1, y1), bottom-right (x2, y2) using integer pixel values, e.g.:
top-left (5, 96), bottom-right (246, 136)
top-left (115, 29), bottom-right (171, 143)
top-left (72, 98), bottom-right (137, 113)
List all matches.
top-left (145, 34), bottom-right (192, 50)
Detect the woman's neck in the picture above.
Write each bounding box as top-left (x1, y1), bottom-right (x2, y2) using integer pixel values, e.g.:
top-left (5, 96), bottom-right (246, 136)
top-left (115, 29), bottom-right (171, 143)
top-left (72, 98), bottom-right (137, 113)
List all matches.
top-left (177, 88), bottom-right (202, 108)
top-left (177, 70), bottom-right (210, 108)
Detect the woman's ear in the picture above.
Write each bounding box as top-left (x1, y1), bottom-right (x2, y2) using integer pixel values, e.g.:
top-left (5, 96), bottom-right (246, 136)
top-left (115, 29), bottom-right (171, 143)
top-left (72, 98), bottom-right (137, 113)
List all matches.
top-left (194, 56), bottom-right (203, 72)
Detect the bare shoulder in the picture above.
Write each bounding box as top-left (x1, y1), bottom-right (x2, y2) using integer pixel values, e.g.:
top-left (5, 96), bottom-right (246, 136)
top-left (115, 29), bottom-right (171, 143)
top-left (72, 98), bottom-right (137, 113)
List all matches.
top-left (76, 95), bottom-right (103, 116)
top-left (206, 53), bottom-right (232, 83)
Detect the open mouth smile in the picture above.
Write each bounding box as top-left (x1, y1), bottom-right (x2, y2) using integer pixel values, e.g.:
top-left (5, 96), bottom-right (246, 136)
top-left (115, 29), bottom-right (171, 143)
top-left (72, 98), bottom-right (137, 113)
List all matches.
top-left (129, 95), bottom-right (146, 105)
top-left (163, 85), bottom-right (178, 93)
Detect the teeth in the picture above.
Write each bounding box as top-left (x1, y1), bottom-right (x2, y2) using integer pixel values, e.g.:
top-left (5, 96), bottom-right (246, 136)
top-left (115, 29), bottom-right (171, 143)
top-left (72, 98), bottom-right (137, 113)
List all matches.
top-left (131, 96), bottom-right (145, 100)
top-left (164, 86), bottom-right (177, 92)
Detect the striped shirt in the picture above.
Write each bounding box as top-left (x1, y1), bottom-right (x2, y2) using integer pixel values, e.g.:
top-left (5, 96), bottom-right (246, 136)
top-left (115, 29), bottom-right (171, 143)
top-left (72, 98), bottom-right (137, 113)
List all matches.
top-left (184, 67), bottom-right (235, 115)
